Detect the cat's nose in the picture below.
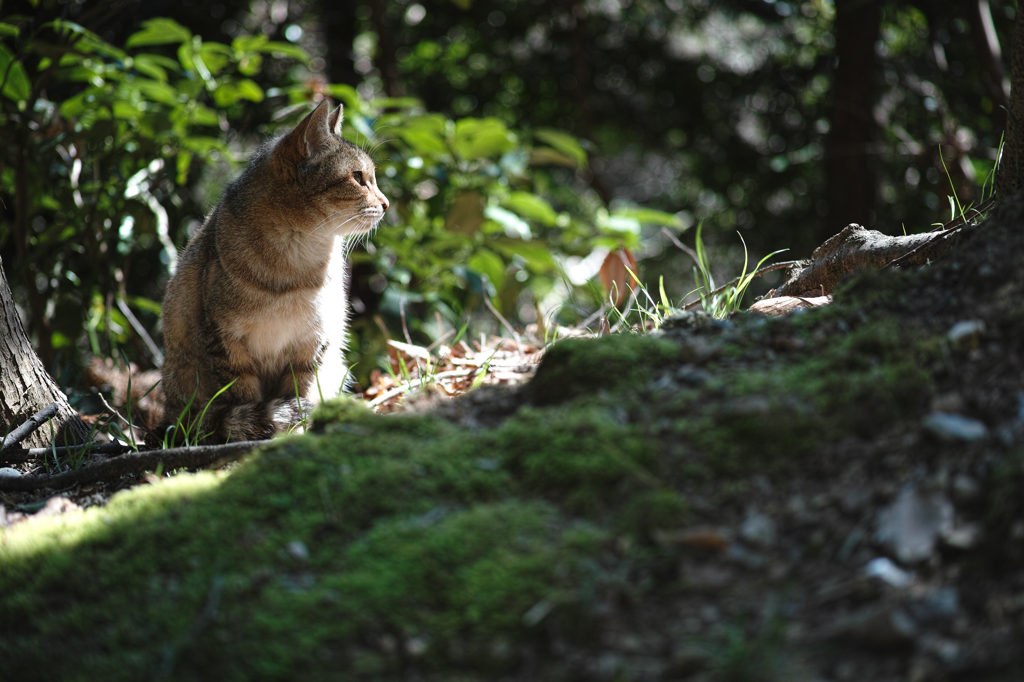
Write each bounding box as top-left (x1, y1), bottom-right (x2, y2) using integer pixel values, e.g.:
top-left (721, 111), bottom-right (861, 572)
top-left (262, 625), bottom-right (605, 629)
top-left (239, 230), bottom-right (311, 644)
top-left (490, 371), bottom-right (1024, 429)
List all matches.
top-left (380, 196), bottom-right (389, 212)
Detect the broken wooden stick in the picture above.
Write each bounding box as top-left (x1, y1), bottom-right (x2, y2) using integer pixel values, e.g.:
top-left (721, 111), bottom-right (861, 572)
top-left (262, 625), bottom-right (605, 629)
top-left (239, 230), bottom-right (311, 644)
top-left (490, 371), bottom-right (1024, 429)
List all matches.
top-left (1, 403), bottom-right (58, 453)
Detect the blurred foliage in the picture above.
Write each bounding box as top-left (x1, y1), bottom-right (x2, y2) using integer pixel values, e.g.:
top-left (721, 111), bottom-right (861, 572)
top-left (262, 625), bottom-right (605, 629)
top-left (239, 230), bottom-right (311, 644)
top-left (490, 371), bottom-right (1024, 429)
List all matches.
top-left (0, 2), bottom-right (679, 390)
top-left (0, 0), bottom-right (1015, 391)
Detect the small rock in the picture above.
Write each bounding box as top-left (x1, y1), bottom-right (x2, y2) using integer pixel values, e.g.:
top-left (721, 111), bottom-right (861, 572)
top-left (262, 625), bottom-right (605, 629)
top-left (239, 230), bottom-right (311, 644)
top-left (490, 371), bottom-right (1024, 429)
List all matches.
top-left (0, 467), bottom-right (22, 477)
top-left (405, 635), bottom-right (429, 657)
top-left (951, 474), bottom-right (980, 502)
top-left (947, 320), bottom-right (985, 348)
top-left (286, 540), bottom-right (309, 561)
top-left (941, 522), bottom-right (983, 550)
top-left (740, 509), bottom-right (777, 547)
top-left (923, 412), bottom-right (988, 442)
top-left (865, 557), bottom-right (914, 588)
top-left (875, 485), bottom-right (954, 564)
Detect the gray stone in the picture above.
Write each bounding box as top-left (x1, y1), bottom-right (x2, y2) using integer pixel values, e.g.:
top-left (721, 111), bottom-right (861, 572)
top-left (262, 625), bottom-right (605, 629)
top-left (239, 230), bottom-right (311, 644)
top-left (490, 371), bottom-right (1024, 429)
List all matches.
top-left (864, 557), bottom-right (914, 588)
top-left (285, 540), bottom-right (309, 561)
top-left (0, 467), bottom-right (22, 477)
top-left (947, 320), bottom-right (985, 347)
top-left (875, 485), bottom-right (954, 564)
top-left (740, 509), bottom-right (777, 547)
top-left (923, 412), bottom-right (988, 442)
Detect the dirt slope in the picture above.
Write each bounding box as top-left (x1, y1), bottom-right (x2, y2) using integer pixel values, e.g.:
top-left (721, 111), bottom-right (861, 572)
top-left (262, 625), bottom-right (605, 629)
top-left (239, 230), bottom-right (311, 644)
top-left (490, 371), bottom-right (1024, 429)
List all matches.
top-left (2, 194), bottom-right (1024, 681)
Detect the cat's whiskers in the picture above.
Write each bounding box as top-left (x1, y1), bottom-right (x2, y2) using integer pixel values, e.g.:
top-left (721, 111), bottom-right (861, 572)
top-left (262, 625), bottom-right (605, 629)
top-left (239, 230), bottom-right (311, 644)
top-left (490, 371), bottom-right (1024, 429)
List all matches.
top-left (309, 213), bottom-right (365, 252)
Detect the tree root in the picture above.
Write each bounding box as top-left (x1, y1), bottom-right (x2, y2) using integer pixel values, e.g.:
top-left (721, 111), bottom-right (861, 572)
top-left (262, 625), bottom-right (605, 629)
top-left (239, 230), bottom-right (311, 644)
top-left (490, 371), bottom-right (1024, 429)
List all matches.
top-left (769, 217), bottom-right (975, 299)
top-left (0, 440), bottom-right (269, 492)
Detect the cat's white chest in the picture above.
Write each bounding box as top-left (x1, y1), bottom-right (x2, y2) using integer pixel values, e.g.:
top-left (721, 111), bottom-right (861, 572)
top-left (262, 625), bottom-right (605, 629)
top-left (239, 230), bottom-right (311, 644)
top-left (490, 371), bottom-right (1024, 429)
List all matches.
top-left (245, 294), bottom-right (320, 360)
top-left (243, 242), bottom-right (347, 364)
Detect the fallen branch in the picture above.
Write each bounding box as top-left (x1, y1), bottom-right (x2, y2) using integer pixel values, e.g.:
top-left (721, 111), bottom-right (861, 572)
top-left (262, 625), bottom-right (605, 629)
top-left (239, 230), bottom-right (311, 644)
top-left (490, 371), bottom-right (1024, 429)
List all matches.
top-left (0, 440), bottom-right (269, 492)
top-left (1, 441), bottom-right (139, 464)
top-left (1, 403), bottom-right (58, 453)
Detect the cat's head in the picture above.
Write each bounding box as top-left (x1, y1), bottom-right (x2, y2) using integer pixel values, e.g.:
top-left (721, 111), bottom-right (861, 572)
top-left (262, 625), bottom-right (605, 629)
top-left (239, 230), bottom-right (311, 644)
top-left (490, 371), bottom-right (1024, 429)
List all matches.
top-left (275, 99), bottom-right (389, 237)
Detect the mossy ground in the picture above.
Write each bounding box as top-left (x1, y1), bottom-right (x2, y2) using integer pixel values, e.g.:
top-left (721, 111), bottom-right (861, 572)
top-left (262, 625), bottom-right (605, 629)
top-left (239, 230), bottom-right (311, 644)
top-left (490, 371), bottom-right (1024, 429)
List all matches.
top-left (4, 202), bottom-right (1024, 680)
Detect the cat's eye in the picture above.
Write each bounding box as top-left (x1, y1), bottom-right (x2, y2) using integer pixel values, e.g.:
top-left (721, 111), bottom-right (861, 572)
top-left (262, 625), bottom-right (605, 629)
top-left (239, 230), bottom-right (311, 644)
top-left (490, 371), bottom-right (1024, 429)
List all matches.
top-left (352, 171), bottom-right (364, 185)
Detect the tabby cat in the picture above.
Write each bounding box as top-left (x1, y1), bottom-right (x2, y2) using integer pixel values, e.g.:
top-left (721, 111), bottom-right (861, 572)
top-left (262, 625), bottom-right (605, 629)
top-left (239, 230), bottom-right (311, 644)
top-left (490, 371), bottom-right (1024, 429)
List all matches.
top-left (158, 100), bottom-right (388, 444)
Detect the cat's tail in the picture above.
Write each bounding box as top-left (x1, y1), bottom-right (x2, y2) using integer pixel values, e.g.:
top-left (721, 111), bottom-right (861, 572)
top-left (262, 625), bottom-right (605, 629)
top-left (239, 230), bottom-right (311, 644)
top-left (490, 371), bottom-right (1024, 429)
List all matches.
top-left (153, 397), bottom-right (314, 447)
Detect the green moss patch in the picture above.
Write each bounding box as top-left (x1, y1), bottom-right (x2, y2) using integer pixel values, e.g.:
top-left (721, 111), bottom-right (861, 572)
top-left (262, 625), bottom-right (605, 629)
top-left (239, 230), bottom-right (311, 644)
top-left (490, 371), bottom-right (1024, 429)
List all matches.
top-left (0, 284), bottom-right (956, 680)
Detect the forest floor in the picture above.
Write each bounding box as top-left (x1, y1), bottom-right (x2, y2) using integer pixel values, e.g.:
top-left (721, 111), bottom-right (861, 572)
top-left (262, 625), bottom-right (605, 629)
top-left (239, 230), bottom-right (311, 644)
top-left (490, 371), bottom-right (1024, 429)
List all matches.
top-left (2, 193), bottom-right (1024, 681)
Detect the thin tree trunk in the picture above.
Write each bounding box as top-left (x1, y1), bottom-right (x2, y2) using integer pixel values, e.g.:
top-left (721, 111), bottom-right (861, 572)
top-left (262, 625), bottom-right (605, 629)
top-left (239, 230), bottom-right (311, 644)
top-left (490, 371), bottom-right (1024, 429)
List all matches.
top-left (369, 0), bottom-right (400, 98)
top-left (0, 255), bottom-right (89, 450)
top-left (825, 0), bottom-right (881, 229)
top-left (969, 0), bottom-right (1009, 134)
top-left (997, 7), bottom-right (1024, 198)
top-left (12, 144), bottom-right (54, 368)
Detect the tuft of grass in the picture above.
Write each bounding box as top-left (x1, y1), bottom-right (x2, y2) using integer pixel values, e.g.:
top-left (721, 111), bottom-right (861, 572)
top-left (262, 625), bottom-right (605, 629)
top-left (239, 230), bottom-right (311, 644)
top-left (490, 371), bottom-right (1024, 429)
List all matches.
top-left (691, 222), bottom-right (787, 319)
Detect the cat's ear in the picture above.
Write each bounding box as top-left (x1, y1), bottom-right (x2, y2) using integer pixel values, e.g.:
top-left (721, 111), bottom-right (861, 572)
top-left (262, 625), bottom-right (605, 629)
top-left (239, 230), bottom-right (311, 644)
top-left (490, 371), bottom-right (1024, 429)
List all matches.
top-left (328, 104), bottom-right (343, 137)
top-left (302, 100), bottom-right (335, 159)
top-left (283, 100), bottom-right (334, 164)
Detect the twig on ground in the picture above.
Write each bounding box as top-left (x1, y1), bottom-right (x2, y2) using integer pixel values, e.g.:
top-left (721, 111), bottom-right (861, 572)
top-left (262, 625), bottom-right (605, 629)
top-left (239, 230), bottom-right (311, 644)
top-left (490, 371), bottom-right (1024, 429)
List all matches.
top-left (1, 441), bottom-right (138, 464)
top-left (0, 440), bottom-right (269, 492)
top-left (366, 368), bottom-right (479, 409)
top-left (482, 294), bottom-right (523, 352)
top-left (1, 403), bottom-right (58, 453)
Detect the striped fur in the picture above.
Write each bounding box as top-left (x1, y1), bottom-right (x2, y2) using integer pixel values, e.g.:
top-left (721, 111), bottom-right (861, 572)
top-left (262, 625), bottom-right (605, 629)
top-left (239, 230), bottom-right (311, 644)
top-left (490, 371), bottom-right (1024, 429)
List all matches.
top-left (157, 101), bottom-right (388, 445)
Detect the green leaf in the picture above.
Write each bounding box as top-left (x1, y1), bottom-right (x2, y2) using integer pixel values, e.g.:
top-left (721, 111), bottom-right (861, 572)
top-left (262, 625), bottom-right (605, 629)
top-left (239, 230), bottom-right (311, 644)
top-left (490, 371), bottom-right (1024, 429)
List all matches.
top-left (503, 192), bottom-right (558, 226)
top-left (369, 96), bottom-right (421, 109)
top-left (467, 249), bottom-right (506, 293)
top-left (197, 42), bottom-right (233, 76)
top-left (46, 20), bottom-right (125, 59)
top-left (399, 129), bottom-right (449, 157)
top-left (132, 54), bottom-right (180, 81)
top-left (528, 148), bottom-right (580, 168)
top-left (181, 136), bottom-right (229, 154)
top-left (324, 83), bottom-right (361, 108)
top-left (232, 35), bottom-right (268, 53)
top-left (126, 18), bottom-right (192, 48)
top-left (491, 240), bottom-right (558, 272)
top-left (0, 23), bottom-right (20, 38)
top-left (533, 128), bottom-right (588, 169)
top-left (258, 41), bottom-right (310, 64)
top-left (235, 78), bottom-right (264, 102)
top-left (112, 100), bottom-right (140, 120)
top-left (176, 150), bottom-right (193, 185)
top-left (135, 80), bottom-right (180, 105)
top-left (0, 44), bottom-right (30, 101)
top-left (452, 117), bottom-right (516, 160)
top-left (612, 206), bottom-right (683, 228)
top-left (484, 206), bottom-right (532, 239)
top-left (602, 215), bottom-right (641, 235)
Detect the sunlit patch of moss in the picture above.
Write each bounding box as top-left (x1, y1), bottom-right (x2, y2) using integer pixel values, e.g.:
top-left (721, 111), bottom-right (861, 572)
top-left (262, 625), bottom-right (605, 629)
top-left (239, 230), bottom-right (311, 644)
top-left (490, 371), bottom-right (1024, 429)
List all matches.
top-left (527, 334), bottom-right (688, 405)
top-left (493, 405), bottom-right (659, 516)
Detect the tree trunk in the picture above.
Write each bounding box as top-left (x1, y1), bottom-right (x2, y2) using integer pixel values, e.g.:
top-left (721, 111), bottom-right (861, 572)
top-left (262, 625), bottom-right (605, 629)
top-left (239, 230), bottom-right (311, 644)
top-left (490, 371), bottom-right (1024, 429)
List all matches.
top-left (997, 7), bottom-right (1024, 198)
top-left (0, 256), bottom-right (89, 450)
top-left (825, 0), bottom-right (881, 230)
